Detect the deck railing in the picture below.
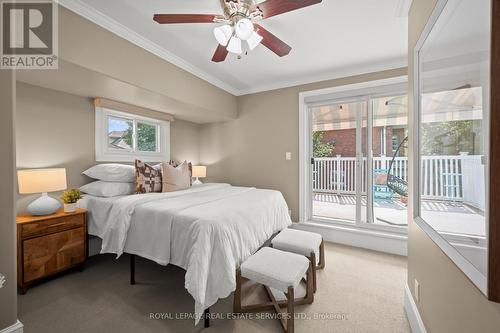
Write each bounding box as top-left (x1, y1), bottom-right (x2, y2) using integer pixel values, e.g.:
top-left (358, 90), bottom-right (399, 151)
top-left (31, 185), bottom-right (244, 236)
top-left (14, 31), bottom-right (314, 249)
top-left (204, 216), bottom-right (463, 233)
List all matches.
top-left (312, 155), bottom-right (484, 207)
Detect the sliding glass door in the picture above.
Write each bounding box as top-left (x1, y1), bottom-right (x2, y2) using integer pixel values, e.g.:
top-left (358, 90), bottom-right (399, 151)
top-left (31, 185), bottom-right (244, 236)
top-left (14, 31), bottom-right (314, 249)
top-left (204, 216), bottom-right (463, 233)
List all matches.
top-left (370, 94), bottom-right (408, 227)
top-left (311, 97), bottom-right (367, 223)
top-left (309, 89), bottom-right (408, 229)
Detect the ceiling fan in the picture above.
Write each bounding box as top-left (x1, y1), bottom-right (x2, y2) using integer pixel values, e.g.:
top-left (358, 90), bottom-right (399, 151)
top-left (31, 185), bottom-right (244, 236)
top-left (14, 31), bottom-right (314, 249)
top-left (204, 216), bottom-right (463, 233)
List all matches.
top-left (153, 0), bottom-right (322, 62)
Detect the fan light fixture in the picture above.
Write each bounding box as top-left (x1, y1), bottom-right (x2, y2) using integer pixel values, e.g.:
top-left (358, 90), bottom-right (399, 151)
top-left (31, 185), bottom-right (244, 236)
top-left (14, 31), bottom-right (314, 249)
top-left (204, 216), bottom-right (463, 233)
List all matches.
top-left (213, 24), bottom-right (233, 46)
top-left (154, 0), bottom-right (322, 62)
top-left (213, 18), bottom-right (263, 55)
top-left (227, 36), bottom-right (242, 54)
top-left (247, 31), bottom-right (263, 50)
top-left (235, 18), bottom-right (254, 40)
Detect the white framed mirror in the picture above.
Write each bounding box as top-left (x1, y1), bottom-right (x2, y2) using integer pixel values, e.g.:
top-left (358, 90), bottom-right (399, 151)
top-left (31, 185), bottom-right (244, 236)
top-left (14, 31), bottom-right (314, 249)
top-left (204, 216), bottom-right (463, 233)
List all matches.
top-left (413, 0), bottom-right (499, 299)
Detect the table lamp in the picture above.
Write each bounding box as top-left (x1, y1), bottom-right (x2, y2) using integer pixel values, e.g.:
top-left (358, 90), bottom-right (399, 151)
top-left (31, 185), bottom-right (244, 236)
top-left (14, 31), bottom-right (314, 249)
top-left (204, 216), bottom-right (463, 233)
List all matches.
top-left (17, 168), bottom-right (67, 216)
top-left (192, 166), bottom-right (207, 185)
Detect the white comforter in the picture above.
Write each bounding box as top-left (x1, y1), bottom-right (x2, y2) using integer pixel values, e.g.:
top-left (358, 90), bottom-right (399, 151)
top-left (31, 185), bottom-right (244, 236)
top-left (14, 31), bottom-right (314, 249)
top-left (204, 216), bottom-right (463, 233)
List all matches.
top-left (97, 183), bottom-right (291, 324)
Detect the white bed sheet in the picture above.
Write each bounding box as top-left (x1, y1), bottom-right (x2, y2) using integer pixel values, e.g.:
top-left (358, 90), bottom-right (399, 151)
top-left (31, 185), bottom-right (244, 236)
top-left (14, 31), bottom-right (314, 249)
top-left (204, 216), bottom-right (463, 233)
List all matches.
top-left (78, 195), bottom-right (121, 237)
top-left (78, 183), bottom-right (292, 325)
top-left (78, 194), bottom-right (174, 264)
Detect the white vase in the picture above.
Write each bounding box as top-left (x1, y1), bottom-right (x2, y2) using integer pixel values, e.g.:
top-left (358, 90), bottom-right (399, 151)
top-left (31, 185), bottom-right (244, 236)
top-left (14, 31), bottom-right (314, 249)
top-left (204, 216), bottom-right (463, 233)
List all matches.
top-left (27, 192), bottom-right (61, 216)
top-left (63, 203), bottom-right (77, 213)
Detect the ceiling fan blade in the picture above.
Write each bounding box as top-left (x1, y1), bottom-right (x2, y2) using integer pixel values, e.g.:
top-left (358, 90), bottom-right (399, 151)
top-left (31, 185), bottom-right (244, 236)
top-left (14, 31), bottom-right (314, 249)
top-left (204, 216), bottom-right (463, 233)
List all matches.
top-left (252, 0), bottom-right (322, 19)
top-left (254, 24), bottom-right (292, 57)
top-left (212, 44), bottom-right (229, 62)
top-left (153, 14), bottom-right (219, 24)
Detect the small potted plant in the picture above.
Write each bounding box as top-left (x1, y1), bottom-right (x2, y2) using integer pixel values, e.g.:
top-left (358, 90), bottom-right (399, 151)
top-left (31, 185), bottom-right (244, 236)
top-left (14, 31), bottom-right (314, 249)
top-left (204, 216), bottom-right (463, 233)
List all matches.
top-left (61, 189), bottom-right (82, 213)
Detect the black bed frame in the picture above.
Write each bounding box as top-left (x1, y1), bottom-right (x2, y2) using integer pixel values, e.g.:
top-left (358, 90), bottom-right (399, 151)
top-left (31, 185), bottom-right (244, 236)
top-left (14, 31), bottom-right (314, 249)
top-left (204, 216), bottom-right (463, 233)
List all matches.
top-left (129, 254), bottom-right (211, 328)
top-left (127, 231), bottom-right (280, 329)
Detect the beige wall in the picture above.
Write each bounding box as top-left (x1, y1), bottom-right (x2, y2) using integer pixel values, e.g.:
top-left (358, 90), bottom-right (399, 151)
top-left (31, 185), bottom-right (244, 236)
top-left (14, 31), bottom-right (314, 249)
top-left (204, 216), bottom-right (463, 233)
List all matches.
top-left (56, 7), bottom-right (237, 122)
top-left (15, 82), bottom-right (201, 213)
top-left (170, 118), bottom-right (201, 164)
top-left (0, 71), bottom-right (18, 329)
top-left (200, 68), bottom-right (407, 221)
top-left (407, 1), bottom-right (500, 332)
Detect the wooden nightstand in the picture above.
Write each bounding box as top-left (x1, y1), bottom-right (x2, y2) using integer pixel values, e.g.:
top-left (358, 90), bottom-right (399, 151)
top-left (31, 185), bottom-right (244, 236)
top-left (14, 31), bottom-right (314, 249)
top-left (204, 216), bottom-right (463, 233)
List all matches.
top-left (16, 208), bottom-right (87, 294)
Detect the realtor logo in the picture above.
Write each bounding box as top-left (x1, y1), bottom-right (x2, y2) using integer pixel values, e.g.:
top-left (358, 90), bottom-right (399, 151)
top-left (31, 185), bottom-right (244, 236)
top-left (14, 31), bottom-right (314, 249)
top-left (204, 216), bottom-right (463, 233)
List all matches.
top-left (1, 0), bottom-right (58, 69)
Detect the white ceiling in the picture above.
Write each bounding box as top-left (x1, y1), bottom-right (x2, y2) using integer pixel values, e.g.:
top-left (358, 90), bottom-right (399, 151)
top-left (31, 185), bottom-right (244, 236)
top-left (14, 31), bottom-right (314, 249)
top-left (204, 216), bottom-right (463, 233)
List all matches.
top-left (60, 0), bottom-right (408, 95)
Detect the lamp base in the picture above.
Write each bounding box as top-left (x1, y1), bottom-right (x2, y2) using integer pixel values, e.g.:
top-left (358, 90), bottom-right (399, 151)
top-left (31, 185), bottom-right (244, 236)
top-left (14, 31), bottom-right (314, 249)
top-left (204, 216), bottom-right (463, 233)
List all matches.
top-left (192, 177), bottom-right (203, 186)
top-left (27, 193), bottom-right (61, 216)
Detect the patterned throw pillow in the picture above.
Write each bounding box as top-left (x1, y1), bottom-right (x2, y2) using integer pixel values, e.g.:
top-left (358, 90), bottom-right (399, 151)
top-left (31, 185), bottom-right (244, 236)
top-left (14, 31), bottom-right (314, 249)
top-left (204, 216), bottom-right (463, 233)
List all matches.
top-left (135, 159), bottom-right (162, 193)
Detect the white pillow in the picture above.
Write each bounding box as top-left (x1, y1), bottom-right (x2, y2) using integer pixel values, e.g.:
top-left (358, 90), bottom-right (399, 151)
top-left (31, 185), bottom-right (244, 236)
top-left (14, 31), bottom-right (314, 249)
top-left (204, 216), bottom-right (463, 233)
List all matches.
top-left (80, 181), bottom-right (135, 197)
top-left (83, 164), bottom-right (135, 182)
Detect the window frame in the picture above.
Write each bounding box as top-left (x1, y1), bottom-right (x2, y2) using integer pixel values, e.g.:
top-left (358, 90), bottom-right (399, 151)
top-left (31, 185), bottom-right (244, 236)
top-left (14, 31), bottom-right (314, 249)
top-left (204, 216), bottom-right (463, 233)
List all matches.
top-left (298, 76), bottom-right (409, 236)
top-left (95, 107), bottom-right (170, 162)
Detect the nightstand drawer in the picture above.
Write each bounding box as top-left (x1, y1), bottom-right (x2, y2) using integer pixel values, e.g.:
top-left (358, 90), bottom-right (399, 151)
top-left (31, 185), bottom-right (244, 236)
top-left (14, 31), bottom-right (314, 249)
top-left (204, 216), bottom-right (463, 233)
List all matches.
top-left (21, 214), bottom-right (84, 238)
top-left (23, 227), bottom-right (85, 283)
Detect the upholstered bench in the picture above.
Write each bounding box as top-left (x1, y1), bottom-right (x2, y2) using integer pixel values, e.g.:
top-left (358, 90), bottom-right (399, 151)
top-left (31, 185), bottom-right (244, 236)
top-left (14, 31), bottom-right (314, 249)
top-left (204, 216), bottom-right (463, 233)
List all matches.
top-left (234, 247), bottom-right (313, 333)
top-left (271, 228), bottom-right (325, 292)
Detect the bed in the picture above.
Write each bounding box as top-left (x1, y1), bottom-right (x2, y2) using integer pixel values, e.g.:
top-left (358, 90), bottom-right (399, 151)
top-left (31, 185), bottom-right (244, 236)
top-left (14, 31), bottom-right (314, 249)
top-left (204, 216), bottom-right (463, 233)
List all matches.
top-left (78, 183), bottom-right (292, 324)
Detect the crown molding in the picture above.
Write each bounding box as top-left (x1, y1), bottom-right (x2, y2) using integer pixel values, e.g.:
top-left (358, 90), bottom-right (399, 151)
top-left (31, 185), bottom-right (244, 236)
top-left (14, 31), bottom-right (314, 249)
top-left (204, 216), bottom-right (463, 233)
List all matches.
top-left (56, 0), bottom-right (407, 97)
top-left (236, 57), bottom-right (408, 95)
top-left (395, 0), bottom-right (413, 17)
top-left (56, 0), bottom-right (240, 96)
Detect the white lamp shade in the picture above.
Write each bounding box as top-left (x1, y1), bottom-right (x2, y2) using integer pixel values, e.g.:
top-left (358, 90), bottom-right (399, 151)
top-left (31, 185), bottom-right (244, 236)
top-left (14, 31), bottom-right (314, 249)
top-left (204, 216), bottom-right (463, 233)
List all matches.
top-left (235, 18), bottom-right (254, 41)
top-left (18, 168), bottom-right (67, 194)
top-left (213, 24), bottom-right (232, 46)
top-left (227, 37), bottom-right (242, 54)
top-left (247, 31), bottom-right (263, 50)
top-left (192, 166), bottom-right (207, 178)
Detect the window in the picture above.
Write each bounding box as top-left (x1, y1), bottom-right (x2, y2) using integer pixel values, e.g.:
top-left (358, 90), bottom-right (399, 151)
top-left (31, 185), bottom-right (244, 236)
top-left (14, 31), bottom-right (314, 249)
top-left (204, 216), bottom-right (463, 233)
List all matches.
top-left (96, 107), bottom-right (170, 162)
top-left (137, 122), bottom-right (157, 152)
top-left (108, 116), bottom-right (133, 151)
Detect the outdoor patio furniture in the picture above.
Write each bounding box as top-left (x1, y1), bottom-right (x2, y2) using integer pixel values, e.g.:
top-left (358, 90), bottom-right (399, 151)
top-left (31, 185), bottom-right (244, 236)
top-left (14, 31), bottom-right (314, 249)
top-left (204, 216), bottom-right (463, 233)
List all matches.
top-left (373, 168), bottom-right (393, 200)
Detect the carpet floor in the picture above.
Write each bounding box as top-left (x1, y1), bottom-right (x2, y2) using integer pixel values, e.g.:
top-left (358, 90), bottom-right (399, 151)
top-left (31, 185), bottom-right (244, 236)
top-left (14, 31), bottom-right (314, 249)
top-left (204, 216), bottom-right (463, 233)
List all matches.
top-left (18, 243), bottom-right (410, 333)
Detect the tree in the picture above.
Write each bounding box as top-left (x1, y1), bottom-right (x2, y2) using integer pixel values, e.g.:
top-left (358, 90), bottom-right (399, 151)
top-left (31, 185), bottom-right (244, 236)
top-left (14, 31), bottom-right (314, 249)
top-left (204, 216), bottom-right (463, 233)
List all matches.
top-left (421, 120), bottom-right (475, 155)
top-left (122, 127), bottom-right (133, 148)
top-left (313, 131), bottom-right (335, 157)
top-left (137, 123), bottom-right (157, 151)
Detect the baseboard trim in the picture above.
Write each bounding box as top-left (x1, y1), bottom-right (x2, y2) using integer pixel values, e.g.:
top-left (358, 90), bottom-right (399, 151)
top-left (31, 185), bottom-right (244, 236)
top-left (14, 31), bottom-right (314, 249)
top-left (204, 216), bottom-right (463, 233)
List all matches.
top-left (292, 222), bottom-right (407, 256)
top-left (404, 284), bottom-right (427, 333)
top-left (0, 320), bottom-right (23, 333)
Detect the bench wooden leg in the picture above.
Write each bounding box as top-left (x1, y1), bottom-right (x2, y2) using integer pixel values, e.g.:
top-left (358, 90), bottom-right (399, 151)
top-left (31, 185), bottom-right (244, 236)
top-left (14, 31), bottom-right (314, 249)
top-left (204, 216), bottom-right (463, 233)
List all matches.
top-left (286, 286), bottom-right (294, 333)
top-left (317, 240), bottom-right (325, 270)
top-left (306, 259), bottom-right (314, 303)
top-left (234, 271), bottom-right (301, 333)
top-left (309, 252), bottom-right (317, 293)
top-left (233, 254), bottom-right (313, 332)
top-left (262, 285), bottom-right (295, 333)
top-left (235, 269), bottom-right (277, 313)
top-left (274, 260), bottom-right (314, 308)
